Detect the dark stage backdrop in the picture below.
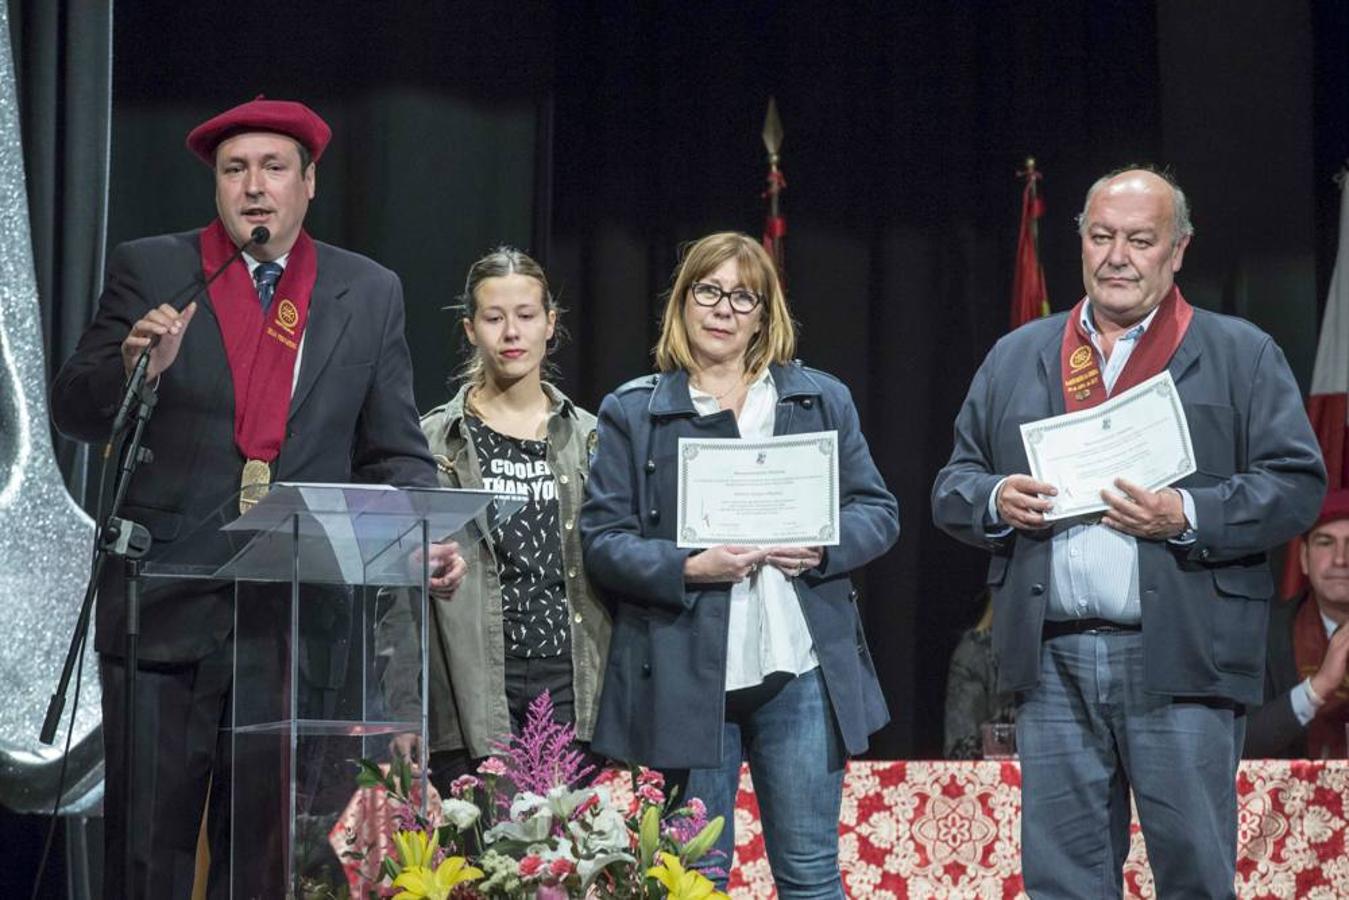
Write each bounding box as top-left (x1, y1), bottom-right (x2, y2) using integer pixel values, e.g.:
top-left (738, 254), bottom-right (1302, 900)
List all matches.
top-left (545, 0), bottom-right (1332, 758)
top-left (102, 1), bottom-right (551, 411)
top-left (37, 1), bottom-right (1347, 765)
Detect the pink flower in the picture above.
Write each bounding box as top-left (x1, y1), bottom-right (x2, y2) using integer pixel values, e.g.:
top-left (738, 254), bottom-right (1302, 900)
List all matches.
top-left (637, 784), bottom-right (665, 806)
top-left (519, 854), bottom-right (546, 878)
top-left (477, 757), bottom-right (508, 777)
top-left (449, 774), bottom-right (481, 797)
top-left (687, 797), bottom-right (707, 820)
top-left (637, 768), bottom-right (665, 789)
top-left (548, 858), bottom-right (575, 878)
top-left (572, 793), bottom-right (600, 819)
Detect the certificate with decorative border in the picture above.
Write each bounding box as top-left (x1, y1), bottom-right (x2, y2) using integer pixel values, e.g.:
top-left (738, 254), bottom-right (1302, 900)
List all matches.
top-left (676, 430), bottom-right (840, 548)
top-left (1020, 370), bottom-right (1196, 522)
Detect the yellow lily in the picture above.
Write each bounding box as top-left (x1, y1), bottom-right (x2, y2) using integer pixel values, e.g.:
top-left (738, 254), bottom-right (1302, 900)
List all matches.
top-left (391, 856), bottom-right (484, 900)
top-left (392, 829), bottom-right (438, 870)
top-left (646, 852), bottom-right (729, 900)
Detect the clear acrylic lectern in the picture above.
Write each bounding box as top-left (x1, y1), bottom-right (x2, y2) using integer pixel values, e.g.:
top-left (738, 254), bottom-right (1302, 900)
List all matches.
top-left (142, 484), bottom-right (521, 899)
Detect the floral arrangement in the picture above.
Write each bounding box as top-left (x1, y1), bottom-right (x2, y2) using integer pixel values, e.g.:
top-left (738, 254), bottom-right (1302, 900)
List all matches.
top-left (342, 692), bottom-right (727, 899)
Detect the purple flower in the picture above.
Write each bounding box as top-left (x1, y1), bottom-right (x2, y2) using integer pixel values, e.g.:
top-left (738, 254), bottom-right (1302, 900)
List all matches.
top-left (488, 691), bottom-right (596, 796)
top-left (664, 795), bottom-right (712, 845)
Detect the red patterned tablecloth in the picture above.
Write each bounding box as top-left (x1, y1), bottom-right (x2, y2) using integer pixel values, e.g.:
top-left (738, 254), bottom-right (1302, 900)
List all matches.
top-left (728, 759), bottom-right (1349, 899)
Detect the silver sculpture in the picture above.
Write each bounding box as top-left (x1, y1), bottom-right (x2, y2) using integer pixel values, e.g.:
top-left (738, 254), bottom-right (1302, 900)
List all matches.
top-left (0, 3), bottom-right (103, 814)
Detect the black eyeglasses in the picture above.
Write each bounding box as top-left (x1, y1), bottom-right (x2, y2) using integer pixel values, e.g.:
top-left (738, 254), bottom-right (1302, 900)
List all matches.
top-left (690, 281), bottom-right (762, 314)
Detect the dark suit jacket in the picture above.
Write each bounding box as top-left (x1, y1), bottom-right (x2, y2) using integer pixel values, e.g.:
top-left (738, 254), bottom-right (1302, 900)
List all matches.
top-left (931, 307), bottom-right (1325, 706)
top-left (580, 363), bottom-right (898, 768)
top-left (51, 229), bottom-right (437, 662)
top-left (1244, 595), bottom-right (1311, 757)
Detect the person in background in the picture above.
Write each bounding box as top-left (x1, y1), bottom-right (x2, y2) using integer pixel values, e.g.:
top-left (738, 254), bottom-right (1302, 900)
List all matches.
top-left (581, 231), bottom-right (898, 897)
top-left (1245, 490), bottom-right (1349, 758)
top-left (944, 591), bottom-right (1015, 759)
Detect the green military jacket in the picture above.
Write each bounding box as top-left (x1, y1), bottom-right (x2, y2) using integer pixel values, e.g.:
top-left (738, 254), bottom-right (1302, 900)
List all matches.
top-left (419, 382), bottom-right (609, 757)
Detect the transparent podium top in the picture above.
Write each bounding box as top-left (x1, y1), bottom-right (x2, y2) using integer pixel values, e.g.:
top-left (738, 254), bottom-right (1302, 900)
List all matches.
top-left (140, 484), bottom-right (523, 586)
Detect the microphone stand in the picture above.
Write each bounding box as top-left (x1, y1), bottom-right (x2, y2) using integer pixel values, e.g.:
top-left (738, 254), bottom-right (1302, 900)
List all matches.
top-left (39, 225), bottom-right (270, 897)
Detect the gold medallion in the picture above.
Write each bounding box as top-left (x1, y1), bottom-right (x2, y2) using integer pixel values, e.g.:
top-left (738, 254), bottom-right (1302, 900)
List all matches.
top-left (239, 458), bottom-right (272, 514)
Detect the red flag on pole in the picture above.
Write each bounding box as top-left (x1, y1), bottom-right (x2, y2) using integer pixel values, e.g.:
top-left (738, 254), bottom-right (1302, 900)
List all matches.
top-left (762, 98), bottom-right (786, 279)
top-left (1011, 158), bottom-right (1049, 330)
top-left (1281, 171), bottom-right (1349, 599)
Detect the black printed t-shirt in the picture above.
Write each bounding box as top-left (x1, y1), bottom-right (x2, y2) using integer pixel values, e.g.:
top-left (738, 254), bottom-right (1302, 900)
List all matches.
top-left (465, 414), bottom-right (570, 658)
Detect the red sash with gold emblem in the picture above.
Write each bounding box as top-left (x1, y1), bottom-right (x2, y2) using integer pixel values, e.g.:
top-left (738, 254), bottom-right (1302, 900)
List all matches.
top-left (1293, 596), bottom-right (1349, 758)
top-left (1059, 287), bottom-right (1193, 412)
top-left (200, 218), bottom-right (316, 482)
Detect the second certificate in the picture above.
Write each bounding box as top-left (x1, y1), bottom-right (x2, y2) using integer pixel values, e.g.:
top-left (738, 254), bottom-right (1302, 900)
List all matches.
top-left (676, 430), bottom-right (840, 548)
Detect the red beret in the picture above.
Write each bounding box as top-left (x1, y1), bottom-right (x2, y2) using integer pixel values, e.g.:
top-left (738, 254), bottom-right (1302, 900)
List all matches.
top-left (1313, 489), bottom-right (1349, 531)
top-left (185, 95), bottom-right (331, 166)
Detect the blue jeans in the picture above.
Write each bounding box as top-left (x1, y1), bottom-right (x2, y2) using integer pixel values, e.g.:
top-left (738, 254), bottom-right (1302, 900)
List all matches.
top-left (682, 667), bottom-right (847, 899)
top-left (1017, 632), bottom-right (1244, 899)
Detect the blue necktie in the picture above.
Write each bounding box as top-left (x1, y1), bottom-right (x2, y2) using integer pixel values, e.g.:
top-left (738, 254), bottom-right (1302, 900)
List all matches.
top-left (254, 261), bottom-right (283, 312)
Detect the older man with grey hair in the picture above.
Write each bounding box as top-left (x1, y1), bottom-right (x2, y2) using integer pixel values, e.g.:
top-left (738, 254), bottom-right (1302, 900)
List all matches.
top-left (933, 167), bottom-right (1324, 898)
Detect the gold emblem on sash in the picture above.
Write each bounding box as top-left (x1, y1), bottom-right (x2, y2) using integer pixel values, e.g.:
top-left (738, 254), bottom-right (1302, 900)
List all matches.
top-left (239, 458), bottom-right (272, 514)
top-left (276, 298), bottom-right (299, 331)
top-left (1069, 345), bottom-right (1093, 370)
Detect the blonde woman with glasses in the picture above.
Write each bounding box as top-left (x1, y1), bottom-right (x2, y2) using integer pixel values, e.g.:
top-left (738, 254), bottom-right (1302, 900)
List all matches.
top-left (580, 232), bottom-right (898, 896)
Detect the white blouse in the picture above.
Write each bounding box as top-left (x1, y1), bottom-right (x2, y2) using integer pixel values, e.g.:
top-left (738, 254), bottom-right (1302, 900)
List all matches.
top-left (689, 368), bottom-right (820, 691)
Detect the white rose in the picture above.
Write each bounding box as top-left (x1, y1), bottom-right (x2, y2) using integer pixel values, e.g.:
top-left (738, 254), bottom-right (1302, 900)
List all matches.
top-left (584, 807), bottom-right (631, 853)
top-left (442, 798), bottom-right (480, 831)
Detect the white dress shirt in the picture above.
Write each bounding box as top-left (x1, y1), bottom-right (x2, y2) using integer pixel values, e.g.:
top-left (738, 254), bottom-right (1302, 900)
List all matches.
top-left (689, 368), bottom-right (819, 691)
top-left (1291, 608), bottom-right (1342, 726)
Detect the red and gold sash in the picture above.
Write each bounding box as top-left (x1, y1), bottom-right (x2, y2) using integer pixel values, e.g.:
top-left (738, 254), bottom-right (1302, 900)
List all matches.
top-left (200, 218), bottom-right (316, 466)
top-left (1293, 596), bottom-right (1349, 758)
top-left (1059, 287), bottom-right (1193, 411)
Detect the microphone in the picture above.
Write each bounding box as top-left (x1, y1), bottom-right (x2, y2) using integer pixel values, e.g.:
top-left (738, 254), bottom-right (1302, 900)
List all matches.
top-left (109, 226), bottom-right (271, 439)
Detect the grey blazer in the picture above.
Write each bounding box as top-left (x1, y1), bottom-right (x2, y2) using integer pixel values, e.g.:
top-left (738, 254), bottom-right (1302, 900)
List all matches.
top-left (51, 229), bottom-right (437, 662)
top-left (932, 307), bottom-right (1325, 706)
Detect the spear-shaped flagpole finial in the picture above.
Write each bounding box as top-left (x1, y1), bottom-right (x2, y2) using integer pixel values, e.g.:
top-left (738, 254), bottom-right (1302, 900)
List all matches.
top-left (763, 96), bottom-right (784, 166)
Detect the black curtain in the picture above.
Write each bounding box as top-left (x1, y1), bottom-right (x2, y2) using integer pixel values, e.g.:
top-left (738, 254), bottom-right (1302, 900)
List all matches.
top-left (10, 0), bottom-right (111, 505)
top-left (11, 1), bottom-right (1349, 893)
top-left (104, 1), bottom-right (551, 414)
top-left (18, 0), bottom-right (1349, 773)
top-left (546, 1), bottom-right (1165, 758)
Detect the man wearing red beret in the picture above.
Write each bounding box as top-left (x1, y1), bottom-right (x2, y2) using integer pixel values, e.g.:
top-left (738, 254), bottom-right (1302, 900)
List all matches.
top-left (50, 97), bottom-right (463, 898)
top-left (1245, 491), bottom-right (1349, 758)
